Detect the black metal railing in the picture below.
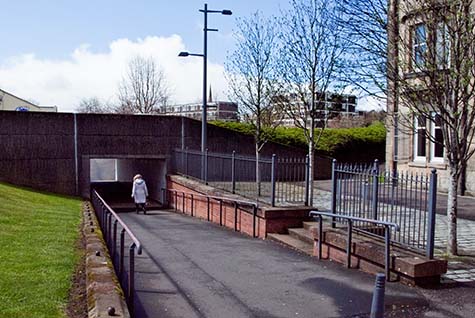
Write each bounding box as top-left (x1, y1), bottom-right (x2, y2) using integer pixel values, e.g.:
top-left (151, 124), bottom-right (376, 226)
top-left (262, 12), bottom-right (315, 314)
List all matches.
top-left (91, 190), bottom-right (142, 317)
top-left (161, 188), bottom-right (262, 238)
top-left (173, 148), bottom-right (309, 207)
top-left (310, 211), bottom-right (399, 282)
top-left (331, 159), bottom-right (437, 258)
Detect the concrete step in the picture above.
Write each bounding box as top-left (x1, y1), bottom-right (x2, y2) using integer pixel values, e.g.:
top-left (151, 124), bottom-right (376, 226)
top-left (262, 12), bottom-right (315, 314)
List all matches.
top-left (288, 227), bottom-right (314, 245)
top-left (303, 221), bottom-right (318, 230)
top-left (267, 233), bottom-right (314, 256)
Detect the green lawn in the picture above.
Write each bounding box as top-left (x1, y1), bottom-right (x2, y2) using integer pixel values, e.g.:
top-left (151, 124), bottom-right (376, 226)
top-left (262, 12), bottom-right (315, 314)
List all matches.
top-left (0, 182), bottom-right (82, 318)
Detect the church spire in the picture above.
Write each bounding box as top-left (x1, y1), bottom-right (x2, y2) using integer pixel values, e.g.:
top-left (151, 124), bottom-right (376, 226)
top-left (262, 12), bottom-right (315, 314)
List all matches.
top-left (208, 85), bottom-right (213, 103)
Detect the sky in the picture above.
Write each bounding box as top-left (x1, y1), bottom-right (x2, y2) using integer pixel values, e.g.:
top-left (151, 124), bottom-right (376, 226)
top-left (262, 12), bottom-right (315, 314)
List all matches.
top-left (0, 0), bottom-right (381, 112)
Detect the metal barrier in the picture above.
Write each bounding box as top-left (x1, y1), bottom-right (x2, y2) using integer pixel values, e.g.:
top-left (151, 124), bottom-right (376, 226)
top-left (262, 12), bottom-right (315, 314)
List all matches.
top-left (91, 190), bottom-right (142, 317)
top-left (332, 159), bottom-right (437, 258)
top-left (161, 188), bottom-right (261, 238)
top-left (309, 211), bottom-right (399, 282)
top-left (173, 148), bottom-right (309, 207)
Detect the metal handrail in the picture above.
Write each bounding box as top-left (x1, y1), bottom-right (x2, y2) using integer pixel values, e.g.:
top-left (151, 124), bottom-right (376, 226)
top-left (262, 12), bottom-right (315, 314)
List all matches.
top-left (309, 211), bottom-right (400, 282)
top-left (93, 190), bottom-right (142, 253)
top-left (91, 190), bottom-right (142, 317)
top-left (162, 188), bottom-right (261, 237)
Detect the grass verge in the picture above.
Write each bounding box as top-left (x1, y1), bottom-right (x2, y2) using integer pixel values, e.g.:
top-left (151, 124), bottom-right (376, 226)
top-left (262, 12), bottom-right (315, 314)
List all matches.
top-left (0, 182), bottom-right (82, 318)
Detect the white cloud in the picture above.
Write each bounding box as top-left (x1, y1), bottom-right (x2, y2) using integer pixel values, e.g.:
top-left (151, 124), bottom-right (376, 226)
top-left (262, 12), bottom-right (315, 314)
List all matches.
top-left (0, 35), bottom-right (228, 112)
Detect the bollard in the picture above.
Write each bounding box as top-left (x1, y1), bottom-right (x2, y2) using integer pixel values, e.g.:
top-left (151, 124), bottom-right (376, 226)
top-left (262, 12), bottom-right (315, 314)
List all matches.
top-left (370, 273), bottom-right (386, 318)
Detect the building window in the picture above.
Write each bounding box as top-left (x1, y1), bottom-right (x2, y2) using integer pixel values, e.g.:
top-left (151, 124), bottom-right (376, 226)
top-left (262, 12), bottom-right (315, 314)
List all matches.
top-left (430, 113), bottom-right (444, 162)
top-left (413, 24), bottom-right (427, 69)
top-left (414, 115), bottom-right (426, 161)
top-left (436, 22), bottom-right (450, 69)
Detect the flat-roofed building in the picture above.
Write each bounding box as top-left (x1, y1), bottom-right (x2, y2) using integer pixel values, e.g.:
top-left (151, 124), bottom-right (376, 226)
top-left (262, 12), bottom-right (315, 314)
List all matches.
top-left (274, 92), bottom-right (358, 127)
top-left (159, 101), bottom-right (238, 122)
top-left (0, 89), bottom-right (57, 112)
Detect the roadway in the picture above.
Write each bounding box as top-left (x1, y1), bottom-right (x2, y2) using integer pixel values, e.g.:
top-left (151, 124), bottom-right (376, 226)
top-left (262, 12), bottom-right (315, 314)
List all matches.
top-left (120, 209), bottom-right (427, 318)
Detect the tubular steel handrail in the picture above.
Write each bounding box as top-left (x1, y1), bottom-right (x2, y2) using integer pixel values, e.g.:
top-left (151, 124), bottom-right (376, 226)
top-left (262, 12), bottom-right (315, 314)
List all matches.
top-left (161, 188), bottom-right (261, 237)
top-left (91, 190), bottom-right (142, 317)
top-left (309, 211), bottom-right (400, 282)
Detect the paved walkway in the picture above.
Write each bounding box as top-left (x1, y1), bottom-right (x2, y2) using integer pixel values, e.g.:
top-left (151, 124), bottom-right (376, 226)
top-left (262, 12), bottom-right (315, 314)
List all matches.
top-left (121, 210), bottom-right (426, 318)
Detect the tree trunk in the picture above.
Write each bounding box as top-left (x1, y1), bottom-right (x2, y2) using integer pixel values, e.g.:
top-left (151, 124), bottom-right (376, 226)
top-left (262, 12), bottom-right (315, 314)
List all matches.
top-left (460, 161), bottom-right (467, 196)
top-left (256, 143), bottom-right (261, 198)
top-left (447, 165), bottom-right (458, 255)
top-left (308, 120), bottom-right (315, 206)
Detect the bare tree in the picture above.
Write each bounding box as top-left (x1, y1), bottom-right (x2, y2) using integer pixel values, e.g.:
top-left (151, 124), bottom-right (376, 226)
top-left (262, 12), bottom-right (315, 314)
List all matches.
top-left (75, 97), bottom-right (112, 113)
top-left (339, 0), bottom-right (388, 100)
top-left (278, 0), bottom-right (346, 205)
top-left (395, 0), bottom-right (475, 255)
top-left (118, 56), bottom-right (169, 114)
top-left (225, 11), bottom-right (281, 197)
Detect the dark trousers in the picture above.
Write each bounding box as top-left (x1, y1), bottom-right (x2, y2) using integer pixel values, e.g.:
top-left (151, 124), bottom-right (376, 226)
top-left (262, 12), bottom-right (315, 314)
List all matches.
top-left (135, 203), bottom-right (146, 214)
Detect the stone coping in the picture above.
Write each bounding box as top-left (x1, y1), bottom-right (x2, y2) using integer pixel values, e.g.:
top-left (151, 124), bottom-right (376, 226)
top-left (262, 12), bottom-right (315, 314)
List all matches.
top-left (83, 202), bottom-right (130, 318)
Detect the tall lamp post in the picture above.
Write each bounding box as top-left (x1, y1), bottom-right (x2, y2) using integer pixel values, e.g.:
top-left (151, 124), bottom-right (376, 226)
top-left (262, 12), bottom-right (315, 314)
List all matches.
top-left (179, 3), bottom-right (232, 180)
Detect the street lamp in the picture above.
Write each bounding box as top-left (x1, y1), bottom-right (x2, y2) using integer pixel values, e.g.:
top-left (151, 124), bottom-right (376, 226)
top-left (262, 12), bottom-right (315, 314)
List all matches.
top-left (179, 3), bottom-right (232, 180)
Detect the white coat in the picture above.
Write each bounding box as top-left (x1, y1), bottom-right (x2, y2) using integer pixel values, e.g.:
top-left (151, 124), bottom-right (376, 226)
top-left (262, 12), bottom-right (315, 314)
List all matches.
top-left (132, 178), bottom-right (148, 203)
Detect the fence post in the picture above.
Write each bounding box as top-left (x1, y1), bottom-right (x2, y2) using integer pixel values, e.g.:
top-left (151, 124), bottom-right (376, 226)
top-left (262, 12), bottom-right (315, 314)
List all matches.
top-left (207, 197), bottom-right (210, 221)
top-left (372, 159), bottom-right (380, 220)
top-left (128, 245), bottom-right (135, 316)
top-left (385, 226), bottom-right (391, 281)
top-left (181, 148), bottom-right (185, 174)
top-left (331, 159), bottom-right (337, 228)
top-left (234, 202), bottom-right (238, 231)
top-left (347, 219), bottom-right (353, 268)
top-left (304, 155), bottom-right (309, 206)
top-left (182, 192), bottom-right (186, 214)
top-left (253, 205), bottom-right (257, 238)
top-left (205, 148), bottom-right (209, 185)
top-left (112, 220), bottom-right (118, 263)
top-left (231, 150), bottom-right (236, 194)
top-left (271, 154), bottom-right (277, 207)
top-left (185, 147), bottom-right (189, 176)
top-left (219, 200), bottom-right (223, 226)
top-left (119, 229), bottom-right (125, 282)
top-left (426, 169), bottom-right (437, 259)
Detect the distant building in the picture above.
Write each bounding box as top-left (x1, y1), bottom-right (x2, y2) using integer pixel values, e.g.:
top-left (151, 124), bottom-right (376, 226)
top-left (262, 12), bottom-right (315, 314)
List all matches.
top-left (274, 92), bottom-right (358, 127)
top-left (159, 101), bottom-right (238, 122)
top-left (0, 89), bottom-right (57, 112)
top-left (158, 86), bottom-right (238, 121)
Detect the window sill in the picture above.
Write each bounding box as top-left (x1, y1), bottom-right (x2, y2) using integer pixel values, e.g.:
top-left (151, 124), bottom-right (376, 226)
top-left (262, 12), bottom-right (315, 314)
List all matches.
top-left (408, 161), bottom-right (427, 168)
top-left (429, 162), bottom-right (447, 170)
top-left (408, 161), bottom-right (447, 170)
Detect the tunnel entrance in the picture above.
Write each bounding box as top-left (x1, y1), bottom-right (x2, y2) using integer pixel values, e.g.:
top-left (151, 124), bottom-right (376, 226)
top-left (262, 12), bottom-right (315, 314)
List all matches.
top-left (87, 157), bottom-right (167, 211)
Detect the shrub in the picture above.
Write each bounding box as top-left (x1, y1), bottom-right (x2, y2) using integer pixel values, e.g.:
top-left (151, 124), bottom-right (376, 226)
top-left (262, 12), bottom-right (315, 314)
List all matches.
top-left (210, 121), bottom-right (386, 162)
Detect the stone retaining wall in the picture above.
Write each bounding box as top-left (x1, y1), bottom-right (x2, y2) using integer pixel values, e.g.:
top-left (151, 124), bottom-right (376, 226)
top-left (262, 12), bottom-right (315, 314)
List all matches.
top-left (310, 225), bottom-right (448, 286)
top-left (82, 202), bottom-right (130, 318)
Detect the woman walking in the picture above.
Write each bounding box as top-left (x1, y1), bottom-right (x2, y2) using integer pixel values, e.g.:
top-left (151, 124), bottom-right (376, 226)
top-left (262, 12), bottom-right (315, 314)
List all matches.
top-left (131, 174), bottom-right (148, 214)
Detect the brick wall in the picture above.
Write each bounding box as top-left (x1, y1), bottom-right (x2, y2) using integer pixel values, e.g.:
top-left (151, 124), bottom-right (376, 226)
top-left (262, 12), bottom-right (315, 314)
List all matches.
top-left (165, 175), bottom-right (313, 238)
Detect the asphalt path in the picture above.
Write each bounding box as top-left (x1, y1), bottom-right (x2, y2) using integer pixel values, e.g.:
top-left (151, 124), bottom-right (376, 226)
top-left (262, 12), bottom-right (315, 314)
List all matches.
top-left (120, 209), bottom-right (427, 318)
